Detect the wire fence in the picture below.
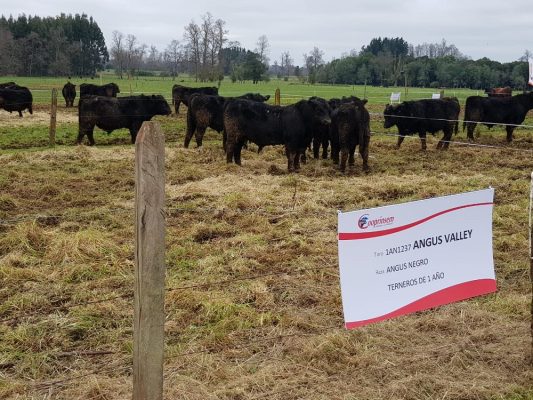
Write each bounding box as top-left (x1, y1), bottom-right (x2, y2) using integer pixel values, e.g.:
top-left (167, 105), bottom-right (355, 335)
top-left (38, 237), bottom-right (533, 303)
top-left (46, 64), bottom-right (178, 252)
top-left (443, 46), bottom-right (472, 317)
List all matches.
top-left (2, 88), bottom-right (533, 395)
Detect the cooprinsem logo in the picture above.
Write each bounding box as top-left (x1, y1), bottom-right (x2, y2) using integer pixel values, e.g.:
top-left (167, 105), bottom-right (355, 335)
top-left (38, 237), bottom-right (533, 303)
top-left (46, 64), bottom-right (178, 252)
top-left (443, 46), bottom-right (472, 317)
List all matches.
top-left (358, 214), bottom-right (369, 229)
top-left (358, 214), bottom-right (395, 230)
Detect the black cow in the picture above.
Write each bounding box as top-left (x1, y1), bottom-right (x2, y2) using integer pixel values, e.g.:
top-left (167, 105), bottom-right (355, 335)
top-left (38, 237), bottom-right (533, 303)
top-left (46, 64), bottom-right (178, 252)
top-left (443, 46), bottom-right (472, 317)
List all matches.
top-left (307, 96), bottom-right (364, 160)
top-left (0, 86), bottom-right (33, 117)
top-left (384, 98), bottom-right (460, 150)
top-left (484, 87), bottom-right (512, 97)
top-left (171, 84), bottom-right (218, 114)
top-left (184, 93), bottom-right (270, 148)
top-left (77, 95), bottom-right (171, 145)
top-left (463, 92), bottom-right (533, 142)
top-left (224, 98), bottom-right (331, 172)
top-left (0, 82), bottom-right (17, 89)
top-left (62, 82), bottom-right (76, 107)
top-left (80, 83), bottom-right (120, 98)
top-left (331, 100), bottom-right (371, 172)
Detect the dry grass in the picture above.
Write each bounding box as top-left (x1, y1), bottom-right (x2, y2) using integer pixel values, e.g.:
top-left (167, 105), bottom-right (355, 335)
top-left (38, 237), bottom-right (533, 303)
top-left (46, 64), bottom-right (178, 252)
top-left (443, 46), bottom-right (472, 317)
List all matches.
top-left (0, 108), bottom-right (532, 399)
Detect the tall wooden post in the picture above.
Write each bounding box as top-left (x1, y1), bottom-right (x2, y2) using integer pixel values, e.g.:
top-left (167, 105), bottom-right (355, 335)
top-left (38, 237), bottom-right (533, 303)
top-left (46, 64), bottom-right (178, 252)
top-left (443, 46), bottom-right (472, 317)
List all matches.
top-left (49, 88), bottom-right (57, 146)
top-left (134, 121), bottom-right (166, 400)
top-left (529, 171), bottom-right (533, 364)
top-left (275, 88), bottom-right (281, 105)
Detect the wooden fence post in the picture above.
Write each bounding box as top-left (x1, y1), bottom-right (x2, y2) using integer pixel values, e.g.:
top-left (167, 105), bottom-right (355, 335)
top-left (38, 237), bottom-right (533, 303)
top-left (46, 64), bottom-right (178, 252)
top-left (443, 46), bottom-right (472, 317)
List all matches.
top-left (133, 121), bottom-right (166, 400)
top-left (275, 88), bottom-right (281, 105)
top-left (49, 88), bottom-right (57, 146)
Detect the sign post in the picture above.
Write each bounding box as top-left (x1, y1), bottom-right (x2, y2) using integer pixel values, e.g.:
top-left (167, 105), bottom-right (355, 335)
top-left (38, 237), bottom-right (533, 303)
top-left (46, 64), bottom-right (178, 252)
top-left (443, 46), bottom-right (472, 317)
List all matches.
top-left (338, 189), bottom-right (496, 329)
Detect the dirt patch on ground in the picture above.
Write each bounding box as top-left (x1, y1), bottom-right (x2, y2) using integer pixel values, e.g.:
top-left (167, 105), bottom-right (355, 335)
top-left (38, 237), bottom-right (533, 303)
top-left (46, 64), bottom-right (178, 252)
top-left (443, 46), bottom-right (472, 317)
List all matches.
top-left (0, 108), bottom-right (78, 126)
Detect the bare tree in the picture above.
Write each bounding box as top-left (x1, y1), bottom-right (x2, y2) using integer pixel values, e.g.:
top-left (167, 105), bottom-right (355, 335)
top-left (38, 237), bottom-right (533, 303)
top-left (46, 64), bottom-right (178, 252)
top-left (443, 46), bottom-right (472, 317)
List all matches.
top-left (304, 47), bottom-right (324, 83)
top-left (256, 35), bottom-right (270, 66)
top-left (184, 13), bottom-right (228, 82)
top-left (164, 39), bottom-right (182, 79)
top-left (184, 21), bottom-right (201, 81)
top-left (281, 51), bottom-right (293, 78)
top-left (520, 49), bottom-right (532, 62)
top-left (111, 31), bottom-right (125, 78)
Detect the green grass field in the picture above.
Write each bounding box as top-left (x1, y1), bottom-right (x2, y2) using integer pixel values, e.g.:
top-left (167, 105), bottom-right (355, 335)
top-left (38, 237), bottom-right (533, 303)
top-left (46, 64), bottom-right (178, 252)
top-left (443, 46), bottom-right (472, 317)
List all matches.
top-left (1, 73), bottom-right (485, 105)
top-left (0, 76), bottom-right (532, 399)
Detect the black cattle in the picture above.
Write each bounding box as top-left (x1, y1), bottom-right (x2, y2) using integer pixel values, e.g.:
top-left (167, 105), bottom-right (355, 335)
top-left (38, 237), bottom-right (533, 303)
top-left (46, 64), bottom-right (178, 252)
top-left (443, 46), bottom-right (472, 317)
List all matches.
top-left (303, 96), bottom-right (364, 160)
top-left (77, 95), bottom-right (171, 145)
top-left (62, 82), bottom-right (76, 107)
top-left (80, 83), bottom-right (120, 98)
top-left (171, 84), bottom-right (218, 114)
top-left (224, 98), bottom-right (331, 172)
top-left (0, 82), bottom-right (17, 89)
top-left (463, 92), bottom-right (533, 142)
top-left (184, 93), bottom-right (271, 148)
top-left (0, 86), bottom-right (33, 117)
top-left (330, 100), bottom-right (371, 172)
top-left (384, 98), bottom-right (460, 150)
top-left (484, 87), bottom-right (512, 97)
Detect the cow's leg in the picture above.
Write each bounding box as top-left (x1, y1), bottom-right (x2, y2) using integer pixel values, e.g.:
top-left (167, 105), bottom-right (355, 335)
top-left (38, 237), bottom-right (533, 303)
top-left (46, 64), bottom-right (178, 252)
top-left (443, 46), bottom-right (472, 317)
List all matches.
top-left (18, 110), bottom-right (22, 117)
top-left (76, 132), bottom-right (86, 145)
top-left (339, 147), bottom-right (348, 172)
top-left (313, 137), bottom-right (320, 159)
top-left (419, 133), bottom-right (427, 151)
top-left (183, 127), bottom-right (194, 148)
top-left (359, 136), bottom-right (370, 172)
top-left (222, 130), bottom-right (227, 151)
top-left (174, 100), bottom-right (180, 115)
top-left (77, 122), bottom-right (95, 145)
top-left (396, 135), bottom-right (405, 149)
top-left (87, 130), bottom-right (96, 146)
top-left (286, 148), bottom-right (297, 172)
top-left (466, 122), bottom-right (476, 142)
top-left (506, 125), bottom-right (515, 143)
top-left (195, 126), bottom-right (206, 147)
top-left (234, 140), bottom-right (245, 166)
top-left (440, 127), bottom-right (452, 150)
top-left (226, 140), bottom-right (235, 163)
top-left (130, 122), bottom-right (142, 144)
top-left (300, 150), bottom-right (307, 164)
top-left (331, 143), bottom-right (339, 164)
top-left (321, 137), bottom-right (329, 159)
top-left (295, 150), bottom-right (303, 171)
top-left (348, 144), bottom-right (356, 166)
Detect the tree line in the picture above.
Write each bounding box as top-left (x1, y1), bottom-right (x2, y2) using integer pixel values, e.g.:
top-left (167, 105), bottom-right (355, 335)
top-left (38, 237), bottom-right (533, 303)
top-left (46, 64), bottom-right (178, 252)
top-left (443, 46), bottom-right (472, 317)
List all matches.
top-left (0, 14), bottom-right (108, 76)
top-left (0, 12), bottom-right (530, 91)
top-left (311, 37), bottom-right (531, 90)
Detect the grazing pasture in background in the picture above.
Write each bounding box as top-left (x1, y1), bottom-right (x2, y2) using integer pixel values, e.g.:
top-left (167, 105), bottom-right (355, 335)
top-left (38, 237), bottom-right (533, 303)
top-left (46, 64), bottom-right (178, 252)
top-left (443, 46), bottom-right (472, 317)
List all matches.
top-left (0, 75), bottom-right (533, 399)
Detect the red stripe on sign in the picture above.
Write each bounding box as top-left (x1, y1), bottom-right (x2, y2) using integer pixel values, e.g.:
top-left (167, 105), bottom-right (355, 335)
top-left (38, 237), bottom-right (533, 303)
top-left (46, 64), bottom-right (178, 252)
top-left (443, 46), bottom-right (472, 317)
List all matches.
top-left (339, 202), bottom-right (493, 240)
top-left (344, 279), bottom-right (497, 329)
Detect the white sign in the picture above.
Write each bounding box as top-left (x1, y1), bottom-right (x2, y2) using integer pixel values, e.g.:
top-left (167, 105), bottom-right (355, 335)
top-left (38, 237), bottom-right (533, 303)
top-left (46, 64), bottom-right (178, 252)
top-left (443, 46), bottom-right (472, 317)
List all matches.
top-left (529, 59), bottom-right (533, 86)
top-left (338, 188), bottom-right (496, 329)
top-left (431, 93), bottom-right (441, 99)
top-left (390, 92), bottom-right (401, 103)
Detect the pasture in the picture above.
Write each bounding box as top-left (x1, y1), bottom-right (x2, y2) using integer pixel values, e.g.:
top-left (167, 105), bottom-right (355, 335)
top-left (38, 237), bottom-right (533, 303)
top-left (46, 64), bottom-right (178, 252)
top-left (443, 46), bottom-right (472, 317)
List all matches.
top-left (0, 77), bottom-right (533, 399)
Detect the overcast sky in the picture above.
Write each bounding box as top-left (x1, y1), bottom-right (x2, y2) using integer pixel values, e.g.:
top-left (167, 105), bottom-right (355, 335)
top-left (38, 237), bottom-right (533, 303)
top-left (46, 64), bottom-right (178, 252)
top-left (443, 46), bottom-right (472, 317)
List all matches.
top-left (2, 0), bottom-right (532, 64)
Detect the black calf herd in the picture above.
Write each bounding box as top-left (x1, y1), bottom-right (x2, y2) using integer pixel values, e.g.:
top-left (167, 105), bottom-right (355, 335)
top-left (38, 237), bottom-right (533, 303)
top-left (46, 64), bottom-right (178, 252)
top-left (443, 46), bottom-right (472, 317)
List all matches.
top-left (1, 81), bottom-right (533, 173)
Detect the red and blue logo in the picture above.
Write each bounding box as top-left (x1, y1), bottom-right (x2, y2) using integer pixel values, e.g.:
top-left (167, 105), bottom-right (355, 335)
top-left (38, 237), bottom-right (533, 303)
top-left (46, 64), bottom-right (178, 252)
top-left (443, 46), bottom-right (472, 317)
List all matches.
top-left (358, 214), bottom-right (369, 229)
top-left (358, 214), bottom-right (395, 230)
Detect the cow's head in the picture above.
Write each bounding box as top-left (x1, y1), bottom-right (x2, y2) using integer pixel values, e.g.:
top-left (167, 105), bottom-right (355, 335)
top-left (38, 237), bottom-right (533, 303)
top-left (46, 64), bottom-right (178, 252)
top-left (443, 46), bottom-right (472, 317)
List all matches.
top-left (106, 83), bottom-right (120, 97)
top-left (149, 95), bottom-right (172, 116)
top-left (307, 97), bottom-right (331, 125)
top-left (383, 104), bottom-right (402, 129)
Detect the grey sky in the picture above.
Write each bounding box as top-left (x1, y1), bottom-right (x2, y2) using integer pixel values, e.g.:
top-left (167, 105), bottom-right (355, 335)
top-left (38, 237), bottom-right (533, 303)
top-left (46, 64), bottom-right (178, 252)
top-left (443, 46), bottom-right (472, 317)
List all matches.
top-left (2, 0), bottom-right (531, 64)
